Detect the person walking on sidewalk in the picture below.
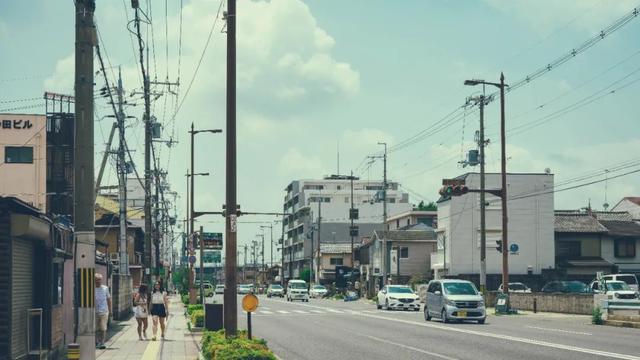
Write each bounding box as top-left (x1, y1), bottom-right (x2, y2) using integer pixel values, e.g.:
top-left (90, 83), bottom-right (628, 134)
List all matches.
top-left (134, 284), bottom-right (149, 340)
top-left (150, 281), bottom-right (169, 341)
top-left (95, 274), bottom-right (112, 349)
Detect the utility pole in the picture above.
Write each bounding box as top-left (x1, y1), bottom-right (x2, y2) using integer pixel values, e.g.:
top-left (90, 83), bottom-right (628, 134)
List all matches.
top-left (500, 73), bottom-right (509, 294)
top-left (199, 226), bottom-right (204, 304)
top-left (224, 0), bottom-right (238, 337)
top-left (117, 68), bottom-right (129, 275)
top-left (350, 171), bottom-right (355, 266)
top-left (260, 224), bottom-right (273, 268)
top-left (378, 142), bottom-right (388, 285)
top-left (132, 0), bottom-right (153, 285)
top-left (74, 0), bottom-right (96, 357)
top-left (154, 157), bottom-right (161, 277)
top-left (280, 219), bottom-right (285, 286)
top-left (259, 230), bottom-right (265, 271)
top-left (190, 123), bottom-right (195, 251)
top-left (316, 198), bottom-right (321, 284)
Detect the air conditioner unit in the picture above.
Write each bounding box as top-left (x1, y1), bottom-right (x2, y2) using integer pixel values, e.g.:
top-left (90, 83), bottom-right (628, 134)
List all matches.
top-left (109, 253), bottom-right (120, 263)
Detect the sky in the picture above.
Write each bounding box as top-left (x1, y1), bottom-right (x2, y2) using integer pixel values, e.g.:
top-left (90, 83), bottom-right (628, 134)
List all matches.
top-left (1, 0), bottom-right (640, 260)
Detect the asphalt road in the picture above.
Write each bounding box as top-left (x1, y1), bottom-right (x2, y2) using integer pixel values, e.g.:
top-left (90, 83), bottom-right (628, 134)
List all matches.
top-left (221, 294), bottom-right (640, 360)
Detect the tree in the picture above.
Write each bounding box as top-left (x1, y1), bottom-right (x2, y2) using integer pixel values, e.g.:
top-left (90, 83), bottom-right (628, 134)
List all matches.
top-left (415, 200), bottom-right (437, 211)
top-left (299, 268), bottom-right (311, 282)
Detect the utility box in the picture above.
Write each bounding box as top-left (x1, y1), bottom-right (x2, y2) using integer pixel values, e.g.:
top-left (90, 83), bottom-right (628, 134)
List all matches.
top-left (467, 150), bottom-right (479, 166)
top-left (205, 303), bottom-right (224, 331)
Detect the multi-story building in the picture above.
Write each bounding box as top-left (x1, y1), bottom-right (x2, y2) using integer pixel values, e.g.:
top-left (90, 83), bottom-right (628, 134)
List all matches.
top-left (0, 113), bottom-right (47, 211)
top-left (431, 172), bottom-right (555, 290)
top-left (282, 175), bottom-right (412, 279)
top-left (387, 210), bottom-right (437, 230)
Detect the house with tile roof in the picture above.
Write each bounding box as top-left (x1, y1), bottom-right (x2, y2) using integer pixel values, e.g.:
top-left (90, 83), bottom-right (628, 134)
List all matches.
top-left (611, 197), bottom-right (640, 220)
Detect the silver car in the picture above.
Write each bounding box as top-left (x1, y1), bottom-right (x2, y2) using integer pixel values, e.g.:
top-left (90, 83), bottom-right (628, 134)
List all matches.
top-left (424, 279), bottom-right (486, 324)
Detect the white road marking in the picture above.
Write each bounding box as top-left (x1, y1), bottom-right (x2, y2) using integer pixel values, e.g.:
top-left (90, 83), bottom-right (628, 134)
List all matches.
top-left (526, 326), bottom-right (592, 336)
top-left (293, 310), bottom-right (308, 314)
top-left (261, 310), bottom-right (274, 315)
top-left (355, 312), bottom-right (640, 360)
top-left (277, 310), bottom-right (289, 314)
top-left (310, 310), bottom-right (324, 314)
top-left (362, 334), bottom-right (459, 360)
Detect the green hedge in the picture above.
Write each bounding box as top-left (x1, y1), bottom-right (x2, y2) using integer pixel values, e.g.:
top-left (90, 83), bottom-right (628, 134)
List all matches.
top-left (182, 294), bottom-right (190, 305)
top-left (187, 304), bottom-right (204, 316)
top-left (202, 330), bottom-right (276, 360)
top-left (191, 309), bottom-right (205, 328)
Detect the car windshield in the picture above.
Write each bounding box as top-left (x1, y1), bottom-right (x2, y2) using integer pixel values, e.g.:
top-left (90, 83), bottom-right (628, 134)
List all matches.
top-left (216, 285), bottom-right (224, 288)
top-left (606, 282), bottom-right (631, 291)
top-left (271, 285), bottom-right (283, 289)
top-left (566, 281), bottom-right (589, 292)
top-left (313, 285), bottom-right (326, 290)
top-left (510, 283), bottom-right (526, 290)
top-left (443, 282), bottom-right (478, 295)
top-left (290, 283), bottom-right (307, 289)
top-left (388, 286), bottom-right (413, 294)
top-left (240, 285), bottom-right (250, 289)
top-left (617, 275), bottom-right (638, 285)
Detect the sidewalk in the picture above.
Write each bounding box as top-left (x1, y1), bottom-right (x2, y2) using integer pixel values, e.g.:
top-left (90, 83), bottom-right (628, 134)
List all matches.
top-left (96, 296), bottom-right (201, 360)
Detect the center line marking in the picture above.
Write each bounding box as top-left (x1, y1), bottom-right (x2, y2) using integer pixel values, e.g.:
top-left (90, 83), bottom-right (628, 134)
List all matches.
top-left (362, 334), bottom-right (459, 360)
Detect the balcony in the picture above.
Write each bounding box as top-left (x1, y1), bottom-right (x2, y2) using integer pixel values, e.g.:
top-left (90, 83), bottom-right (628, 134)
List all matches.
top-left (294, 251), bottom-right (305, 261)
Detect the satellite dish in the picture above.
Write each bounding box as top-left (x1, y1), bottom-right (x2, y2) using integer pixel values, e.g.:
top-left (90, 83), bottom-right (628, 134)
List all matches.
top-left (544, 168), bottom-right (551, 175)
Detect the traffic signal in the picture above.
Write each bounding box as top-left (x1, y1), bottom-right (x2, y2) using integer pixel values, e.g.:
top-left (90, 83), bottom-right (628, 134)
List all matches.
top-left (438, 185), bottom-right (469, 197)
top-left (496, 240), bottom-right (502, 253)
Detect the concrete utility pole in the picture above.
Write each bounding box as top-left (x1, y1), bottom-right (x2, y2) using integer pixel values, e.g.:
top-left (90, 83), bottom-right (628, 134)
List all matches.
top-left (350, 171), bottom-right (355, 266)
top-left (199, 226), bottom-right (204, 304)
top-left (500, 73), bottom-right (509, 294)
top-left (260, 224), bottom-right (273, 268)
top-left (117, 69), bottom-right (129, 275)
top-left (378, 142), bottom-right (388, 284)
top-left (74, 0), bottom-right (96, 357)
top-left (259, 230), bottom-right (265, 271)
top-left (224, 0), bottom-right (238, 337)
top-left (316, 198), bottom-right (321, 284)
top-left (131, 0), bottom-right (153, 284)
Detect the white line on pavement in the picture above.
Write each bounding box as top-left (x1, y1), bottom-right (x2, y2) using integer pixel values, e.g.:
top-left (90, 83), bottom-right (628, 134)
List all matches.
top-left (277, 310), bottom-right (289, 314)
top-left (362, 334), bottom-right (459, 360)
top-left (261, 311), bottom-right (274, 315)
top-left (526, 326), bottom-right (592, 336)
top-left (309, 310), bottom-right (324, 314)
top-left (355, 313), bottom-right (640, 360)
top-left (293, 310), bottom-right (308, 314)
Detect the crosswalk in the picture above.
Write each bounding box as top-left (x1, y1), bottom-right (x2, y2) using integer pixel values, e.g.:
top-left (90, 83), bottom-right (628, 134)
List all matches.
top-left (251, 308), bottom-right (420, 317)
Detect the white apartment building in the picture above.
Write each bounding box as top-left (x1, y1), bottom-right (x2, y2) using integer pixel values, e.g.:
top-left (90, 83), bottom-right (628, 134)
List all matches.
top-left (431, 173), bottom-right (555, 290)
top-left (283, 175), bottom-right (412, 279)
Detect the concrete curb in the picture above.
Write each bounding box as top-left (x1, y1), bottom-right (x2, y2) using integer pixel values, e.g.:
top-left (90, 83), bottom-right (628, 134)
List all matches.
top-left (603, 320), bottom-right (640, 329)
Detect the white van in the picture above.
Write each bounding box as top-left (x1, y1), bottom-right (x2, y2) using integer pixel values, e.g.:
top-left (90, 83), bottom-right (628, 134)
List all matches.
top-left (287, 280), bottom-right (309, 302)
top-left (603, 274), bottom-right (639, 292)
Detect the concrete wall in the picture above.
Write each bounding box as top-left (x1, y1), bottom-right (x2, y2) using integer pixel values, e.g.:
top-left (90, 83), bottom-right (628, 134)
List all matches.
top-left (0, 114), bottom-right (47, 211)
top-left (485, 292), bottom-right (593, 315)
top-left (434, 173), bottom-right (555, 279)
top-left (111, 274), bottom-right (132, 320)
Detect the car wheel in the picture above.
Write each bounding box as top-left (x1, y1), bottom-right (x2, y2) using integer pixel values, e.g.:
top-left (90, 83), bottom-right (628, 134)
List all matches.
top-left (377, 302), bottom-right (382, 310)
top-left (424, 306), bottom-right (431, 321)
top-left (441, 309), bottom-right (449, 324)
top-left (385, 299), bottom-right (390, 311)
top-left (478, 318), bottom-right (485, 325)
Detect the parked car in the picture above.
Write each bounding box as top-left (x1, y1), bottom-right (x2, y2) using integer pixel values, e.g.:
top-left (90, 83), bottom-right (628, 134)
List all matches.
top-left (541, 281), bottom-right (591, 294)
top-left (286, 280), bottom-right (309, 302)
top-left (423, 279), bottom-right (486, 324)
top-left (589, 280), bottom-right (639, 300)
top-left (215, 285), bottom-right (225, 294)
top-left (377, 285), bottom-right (420, 311)
top-left (602, 274), bottom-right (639, 292)
top-left (202, 283), bottom-right (215, 297)
top-left (498, 282), bottom-right (531, 293)
top-left (238, 284), bottom-right (254, 294)
top-left (310, 285), bottom-right (328, 298)
top-left (267, 284), bottom-right (285, 298)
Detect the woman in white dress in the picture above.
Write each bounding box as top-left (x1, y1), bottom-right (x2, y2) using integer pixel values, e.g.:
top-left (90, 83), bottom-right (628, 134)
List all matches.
top-left (150, 281), bottom-right (169, 340)
top-left (133, 284), bottom-right (149, 340)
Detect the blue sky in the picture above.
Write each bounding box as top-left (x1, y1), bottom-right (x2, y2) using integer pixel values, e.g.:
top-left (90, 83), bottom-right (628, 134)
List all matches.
top-left (1, 0), bottom-right (639, 253)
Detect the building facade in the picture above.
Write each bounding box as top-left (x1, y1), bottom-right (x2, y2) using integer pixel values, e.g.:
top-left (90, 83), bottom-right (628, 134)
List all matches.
top-left (0, 114), bottom-right (47, 211)
top-left (282, 175), bottom-right (412, 279)
top-left (612, 197), bottom-right (640, 220)
top-left (387, 210), bottom-right (437, 230)
top-left (431, 173), bottom-right (555, 290)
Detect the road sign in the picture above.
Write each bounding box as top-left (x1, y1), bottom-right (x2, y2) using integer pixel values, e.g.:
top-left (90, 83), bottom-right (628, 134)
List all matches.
top-left (188, 255), bottom-right (197, 264)
top-left (509, 243), bottom-right (519, 254)
top-left (242, 294), bottom-right (259, 313)
top-left (442, 178), bottom-right (466, 186)
top-left (202, 232), bottom-right (223, 250)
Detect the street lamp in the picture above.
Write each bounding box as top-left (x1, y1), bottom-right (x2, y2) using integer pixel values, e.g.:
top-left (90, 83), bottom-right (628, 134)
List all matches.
top-left (185, 171), bottom-right (209, 304)
top-left (464, 74), bottom-right (509, 294)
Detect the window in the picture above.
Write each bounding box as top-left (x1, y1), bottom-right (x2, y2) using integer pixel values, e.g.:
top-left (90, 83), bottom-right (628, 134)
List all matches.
top-left (388, 198), bottom-right (396, 203)
top-left (400, 247), bottom-right (409, 259)
top-left (330, 257), bottom-right (343, 265)
top-left (5, 146), bottom-right (33, 163)
top-left (614, 239), bottom-right (636, 258)
top-left (52, 262), bottom-right (63, 305)
top-left (396, 220), bottom-right (400, 228)
top-left (345, 197), bottom-right (349, 203)
top-left (558, 241), bottom-right (581, 258)
top-left (417, 217), bottom-right (434, 227)
top-left (337, 185), bottom-right (341, 190)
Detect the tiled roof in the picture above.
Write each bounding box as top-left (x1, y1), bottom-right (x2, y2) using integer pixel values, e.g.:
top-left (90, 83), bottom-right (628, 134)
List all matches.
top-left (593, 211), bottom-right (634, 222)
top-left (320, 243), bottom-right (355, 254)
top-left (554, 213), bottom-right (608, 233)
top-left (622, 197), bottom-right (640, 206)
top-left (374, 229), bottom-right (437, 241)
top-left (599, 220), bottom-right (640, 237)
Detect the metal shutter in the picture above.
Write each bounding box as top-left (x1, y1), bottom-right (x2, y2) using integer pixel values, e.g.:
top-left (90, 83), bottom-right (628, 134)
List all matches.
top-left (11, 239), bottom-right (33, 360)
top-left (0, 219), bottom-right (10, 358)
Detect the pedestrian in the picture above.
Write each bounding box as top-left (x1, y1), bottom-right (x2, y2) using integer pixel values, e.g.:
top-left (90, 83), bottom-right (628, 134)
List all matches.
top-left (134, 284), bottom-right (149, 340)
top-left (150, 280), bottom-right (169, 341)
top-left (94, 273), bottom-right (111, 349)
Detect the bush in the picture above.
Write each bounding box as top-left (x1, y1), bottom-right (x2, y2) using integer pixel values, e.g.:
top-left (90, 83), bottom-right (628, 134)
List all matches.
top-left (187, 304), bottom-right (204, 316)
top-left (333, 294), bottom-right (344, 300)
top-left (371, 295), bottom-right (377, 303)
top-left (181, 294), bottom-right (190, 305)
top-left (191, 309), bottom-right (205, 328)
top-left (592, 307), bottom-right (603, 325)
top-left (202, 330), bottom-right (276, 360)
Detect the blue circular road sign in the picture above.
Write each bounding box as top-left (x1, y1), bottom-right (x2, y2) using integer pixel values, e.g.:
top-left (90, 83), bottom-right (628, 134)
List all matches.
top-left (509, 243), bottom-right (519, 253)
top-left (188, 255), bottom-right (197, 264)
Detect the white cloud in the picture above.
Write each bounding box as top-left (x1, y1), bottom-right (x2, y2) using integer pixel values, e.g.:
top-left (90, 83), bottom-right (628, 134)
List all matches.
top-left (278, 148), bottom-right (325, 177)
top-left (44, 54), bottom-right (74, 93)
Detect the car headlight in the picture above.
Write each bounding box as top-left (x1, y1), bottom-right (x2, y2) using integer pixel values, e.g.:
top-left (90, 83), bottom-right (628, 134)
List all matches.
top-left (444, 299), bottom-right (456, 307)
top-left (636, 292), bottom-right (640, 299)
top-left (478, 300), bottom-right (485, 307)
top-left (389, 297), bottom-right (398, 301)
top-left (614, 293), bottom-right (620, 299)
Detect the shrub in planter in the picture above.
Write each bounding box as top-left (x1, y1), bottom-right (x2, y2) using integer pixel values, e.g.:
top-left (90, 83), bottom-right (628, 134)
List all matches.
top-left (191, 309), bottom-right (205, 328)
top-left (592, 307), bottom-right (603, 325)
top-left (202, 330), bottom-right (276, 360)
top-left (187, 304), bottom-right (204, 316)
top-left (181, 294), bottom-right (190, 305)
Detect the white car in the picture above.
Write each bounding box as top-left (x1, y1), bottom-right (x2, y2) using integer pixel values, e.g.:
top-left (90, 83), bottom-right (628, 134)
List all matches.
top-left (589, 280), bottom-right (639, 300)
top-left (238, 284), bottom-right (253, 294)
top-left (215, 285), bottom-right (225, 294)
top-left (267, 284), bottom-right (285, 298)
top-left (287, 280), bottom-right (309, 302)
top-left (602, 274), bottom-right (639, 292)
top-left (377, 285), bottom-right (420, 311)
top-left (310, 285), bottom-right (328, 298)
top-left (498, 282), bottom-right (531, 293)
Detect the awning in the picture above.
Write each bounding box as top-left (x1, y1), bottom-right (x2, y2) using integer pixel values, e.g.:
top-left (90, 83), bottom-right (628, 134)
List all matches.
top-left (565, 258), bottom-right (614, 268)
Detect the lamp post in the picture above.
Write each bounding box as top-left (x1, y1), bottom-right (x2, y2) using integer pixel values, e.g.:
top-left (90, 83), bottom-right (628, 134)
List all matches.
top-left (463, 75), bottom-right (509, 294)
top-left (185, 172), bottom-right (209, 304)
top-left (260, 224), bottom-right (274, 272)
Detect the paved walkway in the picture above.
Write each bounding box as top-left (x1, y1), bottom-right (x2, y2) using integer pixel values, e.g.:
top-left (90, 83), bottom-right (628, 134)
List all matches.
top-left (96, 296), bottom-right (201, 360)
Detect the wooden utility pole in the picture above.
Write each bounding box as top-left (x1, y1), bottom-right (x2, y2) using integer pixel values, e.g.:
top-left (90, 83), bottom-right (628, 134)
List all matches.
top-left (74, 0), bottom-right (96, 357)
top-left (117, 69), bottom-right (129, 275)
top-left (224, 0), bottom-right (238, 337)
